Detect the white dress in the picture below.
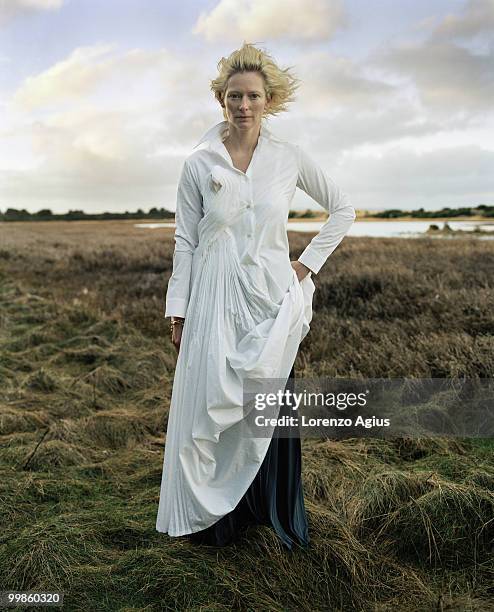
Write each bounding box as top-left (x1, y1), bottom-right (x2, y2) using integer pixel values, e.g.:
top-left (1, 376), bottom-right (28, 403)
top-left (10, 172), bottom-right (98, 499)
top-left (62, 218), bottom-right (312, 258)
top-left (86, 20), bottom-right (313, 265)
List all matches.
top-left (156, 120), bottom-right (355, 536)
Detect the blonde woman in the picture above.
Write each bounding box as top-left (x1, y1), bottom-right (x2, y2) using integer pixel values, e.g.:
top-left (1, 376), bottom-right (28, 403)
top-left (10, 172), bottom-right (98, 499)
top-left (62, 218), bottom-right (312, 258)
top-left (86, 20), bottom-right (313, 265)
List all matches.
top-left (156, 43), bottom-right (355, 550)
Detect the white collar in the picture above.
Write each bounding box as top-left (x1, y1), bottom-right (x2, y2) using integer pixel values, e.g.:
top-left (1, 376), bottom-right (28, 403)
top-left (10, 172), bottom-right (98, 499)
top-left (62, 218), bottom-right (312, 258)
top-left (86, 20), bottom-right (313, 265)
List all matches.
top-left (193, 120), bottom-right (276, 150)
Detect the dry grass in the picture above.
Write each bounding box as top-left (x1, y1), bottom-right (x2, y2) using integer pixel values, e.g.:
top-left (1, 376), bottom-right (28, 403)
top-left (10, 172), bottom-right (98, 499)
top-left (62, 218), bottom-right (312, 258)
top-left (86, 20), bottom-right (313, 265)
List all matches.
top-left (0, 219), bottom-right (493, 611)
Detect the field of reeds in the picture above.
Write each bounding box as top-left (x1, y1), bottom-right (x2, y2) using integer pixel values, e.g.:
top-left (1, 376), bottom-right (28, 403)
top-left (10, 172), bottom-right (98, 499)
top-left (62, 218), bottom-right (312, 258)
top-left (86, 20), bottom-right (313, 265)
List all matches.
top-left (1, 219), bottom-right (493, 611)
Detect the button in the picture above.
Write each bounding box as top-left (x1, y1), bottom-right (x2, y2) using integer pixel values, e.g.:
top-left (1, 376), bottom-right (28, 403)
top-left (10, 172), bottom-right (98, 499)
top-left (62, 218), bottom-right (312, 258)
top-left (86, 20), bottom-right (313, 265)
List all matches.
top-left (247, 233), bottom-right (252, 238)
top-left (246, 203), bottom-right (252, 209)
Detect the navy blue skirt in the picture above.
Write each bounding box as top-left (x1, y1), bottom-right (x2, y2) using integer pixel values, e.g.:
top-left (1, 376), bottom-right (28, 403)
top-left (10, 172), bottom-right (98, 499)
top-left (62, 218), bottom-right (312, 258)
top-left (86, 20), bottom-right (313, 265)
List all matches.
top-left (187, 365), bottom-right (310, 550)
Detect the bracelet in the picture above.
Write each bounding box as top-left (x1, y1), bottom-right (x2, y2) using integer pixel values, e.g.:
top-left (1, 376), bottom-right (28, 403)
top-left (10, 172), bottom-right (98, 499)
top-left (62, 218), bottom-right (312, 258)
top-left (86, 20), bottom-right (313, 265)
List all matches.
top-left (170, 319), bottom-right (184, 334)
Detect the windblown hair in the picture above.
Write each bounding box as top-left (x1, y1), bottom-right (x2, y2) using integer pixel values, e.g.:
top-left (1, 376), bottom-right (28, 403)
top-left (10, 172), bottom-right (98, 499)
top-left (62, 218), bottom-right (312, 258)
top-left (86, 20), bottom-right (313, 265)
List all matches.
top-left (210, 42), bottom-right (300, 119)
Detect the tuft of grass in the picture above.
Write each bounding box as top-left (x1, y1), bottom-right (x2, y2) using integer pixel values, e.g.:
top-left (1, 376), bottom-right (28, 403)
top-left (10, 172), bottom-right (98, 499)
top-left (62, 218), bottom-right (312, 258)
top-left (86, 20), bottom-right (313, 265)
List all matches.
top-left (21, 368), bottom-right (59, 393)
top-left (23, 439), bottom-right (91, 471)
top-left (349, 469), bottom-right (435, 534)
top-left (0, 512), bottom-right (111, 591)
top-left (377, 481), bottom-right (494, 567)
top-left (0, 408), bottom-right (48, 435)
top-left (82, 411), bottom-right (153, 450)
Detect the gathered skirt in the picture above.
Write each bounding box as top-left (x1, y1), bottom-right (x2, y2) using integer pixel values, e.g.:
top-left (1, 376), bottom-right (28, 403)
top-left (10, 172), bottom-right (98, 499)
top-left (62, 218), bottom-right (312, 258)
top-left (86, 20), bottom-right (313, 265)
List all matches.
top-left (186, 364), bottom-right (310, 550)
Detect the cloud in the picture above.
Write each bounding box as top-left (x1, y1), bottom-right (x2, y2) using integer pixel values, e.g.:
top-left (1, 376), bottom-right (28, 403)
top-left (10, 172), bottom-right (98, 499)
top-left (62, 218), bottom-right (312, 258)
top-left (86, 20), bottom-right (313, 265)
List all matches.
top-left (432, 0), bottom-right (494, 40)
top-left (273, 49), bottom-right (479, 154)
top-left (12, 45), bottom-right (116, 110)
top-left (0, 45), bottom-right (215, 213)
top-left (0, 156), bottom-right (181, 213)
top-left (286, 108), bottom-right (450, 156)
top-left (11, 44), bottom-right (183, 111)
top-left (193, 0), bottom-right (346, 43)
top-left (338, 144), bottom-right (494, 209)
top-left (292, 50), bottom-right (398, 113)
top-left (5, 42), bottom-right (211, 165)
top-left (374, 39), bottom-right (494, 115)
top-left (370, 0), bottom-right (494, 117)
top-left (0, 105), bottom-right (185, 212)
top-left (0, 0), bottom-right (63, 26)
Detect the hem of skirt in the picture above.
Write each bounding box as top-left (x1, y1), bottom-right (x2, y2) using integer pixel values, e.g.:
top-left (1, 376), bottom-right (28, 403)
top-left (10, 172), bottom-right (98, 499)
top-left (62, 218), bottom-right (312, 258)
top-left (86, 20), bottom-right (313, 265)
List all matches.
top-left (273, 526), bottom-right (311, 551)
top-left (156, 523), bottom-right (311, 552)
top-left (155, 524), bottom-right (221, 537)
top-left (155, 513), bottom-right (243, 537)
top-left (156, 362), bottom-right (303, 545)
top-left (157, 520), bottom-right (311, 549)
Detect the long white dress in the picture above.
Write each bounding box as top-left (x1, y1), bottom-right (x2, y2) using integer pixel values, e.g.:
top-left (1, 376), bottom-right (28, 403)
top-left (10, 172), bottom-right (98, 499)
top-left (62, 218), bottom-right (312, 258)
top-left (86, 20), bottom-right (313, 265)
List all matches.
top-left (156, 120), bottom-right (355, 536)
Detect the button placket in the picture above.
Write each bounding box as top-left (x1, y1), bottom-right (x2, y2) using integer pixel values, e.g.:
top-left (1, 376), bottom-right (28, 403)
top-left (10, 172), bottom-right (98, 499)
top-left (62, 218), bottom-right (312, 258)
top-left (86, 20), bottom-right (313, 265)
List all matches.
top-left (247, 176), bottom-right (253, 210)
top-left (240, 176), bottom-right (254, 212)
top-left (246, 178), bottom-right (254, 238)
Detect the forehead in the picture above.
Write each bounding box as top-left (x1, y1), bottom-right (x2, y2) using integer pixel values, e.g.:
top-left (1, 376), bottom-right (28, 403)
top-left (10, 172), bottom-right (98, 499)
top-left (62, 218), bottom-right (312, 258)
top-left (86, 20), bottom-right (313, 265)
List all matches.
top-left (226, 71), bottom-right (265, 91)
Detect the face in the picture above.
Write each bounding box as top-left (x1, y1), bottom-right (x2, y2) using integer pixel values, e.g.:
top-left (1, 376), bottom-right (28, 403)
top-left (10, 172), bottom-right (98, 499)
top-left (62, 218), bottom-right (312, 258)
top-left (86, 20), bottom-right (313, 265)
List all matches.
top-left (221, 71), bottom-right (270, 131)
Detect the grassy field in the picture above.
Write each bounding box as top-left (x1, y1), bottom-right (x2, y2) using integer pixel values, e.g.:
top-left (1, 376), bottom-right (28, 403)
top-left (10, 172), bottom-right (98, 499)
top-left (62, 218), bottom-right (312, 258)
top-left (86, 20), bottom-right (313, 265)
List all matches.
top-left (1, 219), bottom-right (493, 611)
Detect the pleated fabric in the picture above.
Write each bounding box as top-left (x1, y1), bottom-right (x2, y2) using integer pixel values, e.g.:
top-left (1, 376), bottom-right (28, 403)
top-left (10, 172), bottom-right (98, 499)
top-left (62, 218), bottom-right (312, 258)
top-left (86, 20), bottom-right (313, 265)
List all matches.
top-left (186, 364), bottom-right (310, 550)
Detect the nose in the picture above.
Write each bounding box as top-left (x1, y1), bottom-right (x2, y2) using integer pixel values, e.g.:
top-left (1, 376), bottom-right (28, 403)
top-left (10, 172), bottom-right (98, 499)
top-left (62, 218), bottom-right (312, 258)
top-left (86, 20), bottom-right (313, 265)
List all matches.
top-left (239, 95), bottom-right (250, 111)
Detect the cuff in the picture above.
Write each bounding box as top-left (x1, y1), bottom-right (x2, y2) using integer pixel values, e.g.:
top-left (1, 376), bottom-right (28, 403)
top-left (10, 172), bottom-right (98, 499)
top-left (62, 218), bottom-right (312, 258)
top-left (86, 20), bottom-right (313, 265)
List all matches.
top-left (298, 248), bottom-right (327, 275)
top-left (165, 297), bottom-right (189, 319)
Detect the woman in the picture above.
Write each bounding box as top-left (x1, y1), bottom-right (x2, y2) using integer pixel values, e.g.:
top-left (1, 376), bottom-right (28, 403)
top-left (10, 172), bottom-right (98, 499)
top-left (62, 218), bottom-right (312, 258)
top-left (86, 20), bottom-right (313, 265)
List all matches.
top-left (156, 43), bottom-right (355, 550)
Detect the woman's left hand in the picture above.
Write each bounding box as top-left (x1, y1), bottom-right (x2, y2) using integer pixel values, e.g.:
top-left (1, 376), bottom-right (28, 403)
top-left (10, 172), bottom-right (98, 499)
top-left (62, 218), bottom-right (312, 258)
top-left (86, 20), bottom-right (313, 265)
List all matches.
top-left (291, 260), bottom-right (312, 282)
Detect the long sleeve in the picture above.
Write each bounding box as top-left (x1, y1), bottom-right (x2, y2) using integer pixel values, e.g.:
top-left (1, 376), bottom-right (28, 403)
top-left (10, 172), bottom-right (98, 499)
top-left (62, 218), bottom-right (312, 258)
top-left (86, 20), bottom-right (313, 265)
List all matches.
top-left (165, 158), bottom-right (203, 318)
top-left (295, 145), bottom-right (356, 274)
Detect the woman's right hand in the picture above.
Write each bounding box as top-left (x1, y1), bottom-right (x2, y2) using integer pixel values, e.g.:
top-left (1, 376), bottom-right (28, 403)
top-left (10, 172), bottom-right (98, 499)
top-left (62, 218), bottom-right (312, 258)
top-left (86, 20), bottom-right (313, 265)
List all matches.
top-left (171, 317), bottom-right (185, 353)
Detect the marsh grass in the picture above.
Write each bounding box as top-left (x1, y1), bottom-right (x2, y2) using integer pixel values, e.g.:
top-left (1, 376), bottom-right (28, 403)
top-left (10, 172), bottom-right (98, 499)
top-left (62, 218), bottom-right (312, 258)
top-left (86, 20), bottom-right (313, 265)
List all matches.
top-left (0, 220), bottom-right (493, 611)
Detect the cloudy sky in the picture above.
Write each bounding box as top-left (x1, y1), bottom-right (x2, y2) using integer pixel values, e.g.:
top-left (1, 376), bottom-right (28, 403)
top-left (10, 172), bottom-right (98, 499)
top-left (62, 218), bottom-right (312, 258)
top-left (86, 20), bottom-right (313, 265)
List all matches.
top-left (0, 0), bottom-right (493, 214)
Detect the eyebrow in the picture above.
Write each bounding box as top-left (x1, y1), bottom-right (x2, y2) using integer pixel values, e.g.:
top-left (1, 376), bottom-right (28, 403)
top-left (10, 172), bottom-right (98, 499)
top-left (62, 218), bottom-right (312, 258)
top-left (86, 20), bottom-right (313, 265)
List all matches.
top-left (228, 90), bottom-right (262, 94)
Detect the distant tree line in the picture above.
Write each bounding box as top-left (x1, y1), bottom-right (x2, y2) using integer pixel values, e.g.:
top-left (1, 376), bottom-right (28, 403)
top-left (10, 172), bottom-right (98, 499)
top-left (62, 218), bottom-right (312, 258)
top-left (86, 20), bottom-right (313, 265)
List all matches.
top-left (1, 204), bottom-right (492, 222)
top-left (0, 207), bottom-right (175, 222)
top-left (370, 205), bottom-right (494, 219)
top-left (0, 207), bottom-right (321, 222)
top-left (288, 209), bottom-right (320, 218)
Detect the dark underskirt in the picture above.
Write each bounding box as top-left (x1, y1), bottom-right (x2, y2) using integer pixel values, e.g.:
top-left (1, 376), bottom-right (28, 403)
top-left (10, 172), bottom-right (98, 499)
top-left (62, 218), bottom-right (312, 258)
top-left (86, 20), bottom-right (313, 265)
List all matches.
top-left (187, 365), bottom-right (310, 550)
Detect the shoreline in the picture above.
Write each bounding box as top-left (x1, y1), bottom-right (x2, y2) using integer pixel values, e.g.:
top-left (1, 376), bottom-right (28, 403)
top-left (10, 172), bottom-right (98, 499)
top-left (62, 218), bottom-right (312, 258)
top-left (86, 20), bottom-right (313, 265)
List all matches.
top-left (288, 215), bottom-right (494, 223)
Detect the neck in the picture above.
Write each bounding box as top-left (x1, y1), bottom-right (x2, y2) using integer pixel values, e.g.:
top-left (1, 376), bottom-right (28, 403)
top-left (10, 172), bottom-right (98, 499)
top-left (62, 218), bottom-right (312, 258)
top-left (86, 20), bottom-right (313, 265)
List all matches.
top-left (223, 121), bottom-right (261, 152)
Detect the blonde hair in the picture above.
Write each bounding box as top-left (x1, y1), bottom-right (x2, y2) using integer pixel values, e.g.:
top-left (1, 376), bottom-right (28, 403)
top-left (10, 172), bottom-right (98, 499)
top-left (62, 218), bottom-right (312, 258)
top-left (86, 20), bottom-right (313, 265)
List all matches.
top-left (210, 42), bottom-right (300, 119)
